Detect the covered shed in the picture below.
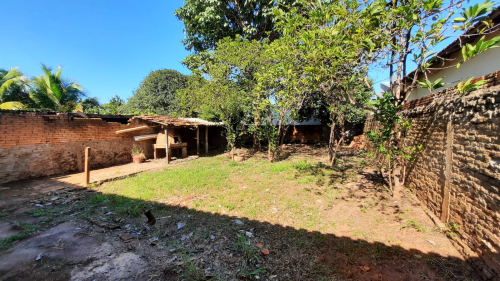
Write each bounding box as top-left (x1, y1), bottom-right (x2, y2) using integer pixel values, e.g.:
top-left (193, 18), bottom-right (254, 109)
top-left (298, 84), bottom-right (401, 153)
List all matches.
top-left (116, 115), bottom-right (225, 162)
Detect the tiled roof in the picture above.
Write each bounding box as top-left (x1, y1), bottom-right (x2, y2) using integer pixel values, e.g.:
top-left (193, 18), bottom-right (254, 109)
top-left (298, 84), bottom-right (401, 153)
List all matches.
top-left (130, 115), bottom-right (223, 127)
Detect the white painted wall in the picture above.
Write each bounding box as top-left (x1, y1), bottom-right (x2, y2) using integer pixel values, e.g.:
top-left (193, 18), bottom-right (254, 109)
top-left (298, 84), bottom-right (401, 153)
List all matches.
top-left (408, 47), bottom-right (500, 101)
top-left (406, 28), bottom-right (500, 102)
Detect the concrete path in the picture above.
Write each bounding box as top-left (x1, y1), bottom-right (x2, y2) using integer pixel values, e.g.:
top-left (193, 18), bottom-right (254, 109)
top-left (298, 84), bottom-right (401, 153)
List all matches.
top-left (0, 156), bottom-right (200, 208)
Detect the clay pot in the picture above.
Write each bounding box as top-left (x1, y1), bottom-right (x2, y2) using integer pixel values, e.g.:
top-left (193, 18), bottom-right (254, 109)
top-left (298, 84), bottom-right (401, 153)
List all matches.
top-left (133, 155), bottom-right (144, 163)
top-left (233, 154), bottom-right (246, 162)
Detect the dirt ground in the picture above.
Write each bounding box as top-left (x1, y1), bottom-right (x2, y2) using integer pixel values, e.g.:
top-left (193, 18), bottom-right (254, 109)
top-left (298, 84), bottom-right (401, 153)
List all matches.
top-left (0, 145), bottom-right (481, 281)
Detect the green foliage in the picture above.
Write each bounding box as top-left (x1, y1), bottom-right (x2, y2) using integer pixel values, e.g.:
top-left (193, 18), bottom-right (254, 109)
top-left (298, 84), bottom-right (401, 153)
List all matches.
top-left (101, 95), bottom-right (124, 114)
top-left (131, 144), bottom-right (145, 159)
top-left (0, 223), bottom-right (37, 250)
top-left (174, 0), bottom-right (302, 52)
top-left (29, 64), bottom-right (84, 112)
top-left (231, 233), bottom-right (260, 265)
top-left (120, 69), bottom-right (188, 116)
top-left (458, 35), bottom-right (500, 67)
top-left (81, 97), bottom-right (101, 113)
top-left (417, 77), bottom-right (446, 92)
top-left (0, 101), bottom-right (26, 110)
top-left (0, 68), bottom-right (35, 109)
top-left (401, 219), bottom-right (427, 232)
top-left (457, 77), bottom-right (488, 94)
top-left (0, 67), bottom-right (28, 103)
top-left (452, 1), bottom-right (497, 30)
top-left (177, 38), bottom-right (258, 151)
top-left (366, 93), bottom-right (422, 194)
top-left (294, 160), bottom-right (313, 171)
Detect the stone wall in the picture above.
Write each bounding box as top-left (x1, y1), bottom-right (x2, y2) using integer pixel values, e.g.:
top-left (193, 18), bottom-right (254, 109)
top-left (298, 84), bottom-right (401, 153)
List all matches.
top-left (0, 111), bottom-right (155, 184)
top-left (363, 70), bottom-right (500, 278)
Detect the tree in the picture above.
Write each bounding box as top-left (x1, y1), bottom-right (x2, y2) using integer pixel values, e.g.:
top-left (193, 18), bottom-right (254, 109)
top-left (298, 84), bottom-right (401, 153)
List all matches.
top-left (101, 95), bottom-right (125, 114)
top-left (81, 97), bottom-right (101, 114)
top-left (29, 64), bottom-right (85, 112)
top-left (119, 69), bottom-right (188, 116)
top-left (266, 0), bottom-right (379, 164)
top-left (0, 68), bottom-right (32, 109)
top-left (176, 38), bottom-right (259, 158)
top-left (254, 36), bottom-right (311, 161)
top-left (266, 0), bottom-right (500, 196)
top-left (174, 0), bottom-right (302, 53)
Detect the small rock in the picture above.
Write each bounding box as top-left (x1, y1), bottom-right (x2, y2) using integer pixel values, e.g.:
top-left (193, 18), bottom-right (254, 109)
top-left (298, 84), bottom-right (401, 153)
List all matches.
top-left (169, 248), bottom-right (176, 252)
top-left (120, 234), bottom-right (134, 243)
top-left (36, 253), bottom-right (43, 261)
top-left (245, 231), bottom-right (254, 238)
top-left (177, 222), bottom-right (185, 230)
top-left (359, 266), bottom-right (370, 272)
top-left (235, 220), bottom-right (244, 225)
top-left (209, 235), bottom-right (215, 240)
top-left (35, 204), bottom-right (44, 207)
top-left (50, 197), bottom-right (59, 201)
top-left (167, 256), bottom-right (177, 264)
top-left (256, 243), bottom-right (263, 248)
top-left (261, 248), bottom-right (270, 255)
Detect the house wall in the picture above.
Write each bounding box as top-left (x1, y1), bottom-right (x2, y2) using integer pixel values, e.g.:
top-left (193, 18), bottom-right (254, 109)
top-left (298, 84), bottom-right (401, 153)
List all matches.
top-left (408, 28), bottom-right (500, 101)
top-left (0, 111), bottom-right (155, 184)
top-left (363, 70), bottom-right (500, 278)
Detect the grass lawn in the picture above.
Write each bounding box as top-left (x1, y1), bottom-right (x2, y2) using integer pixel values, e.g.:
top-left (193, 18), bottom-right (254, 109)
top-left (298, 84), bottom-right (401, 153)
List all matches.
top-left (95, 151), bottom-right (353, 232)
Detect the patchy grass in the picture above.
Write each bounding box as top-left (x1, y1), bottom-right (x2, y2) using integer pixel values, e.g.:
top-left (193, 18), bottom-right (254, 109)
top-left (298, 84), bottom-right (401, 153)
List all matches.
top-left (0, 223), bottom-right (38, 250)
top-left (3, 147), bottom-right (479, 280)
top-left (401, 219), bottom-right (428, 232)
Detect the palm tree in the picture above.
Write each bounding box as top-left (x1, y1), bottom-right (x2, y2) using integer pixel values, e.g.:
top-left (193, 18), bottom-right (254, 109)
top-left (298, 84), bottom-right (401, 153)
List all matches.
top-left (0, 67), bottom-right (30, 109)
top-left (29, 64), bottom-right (85, 112)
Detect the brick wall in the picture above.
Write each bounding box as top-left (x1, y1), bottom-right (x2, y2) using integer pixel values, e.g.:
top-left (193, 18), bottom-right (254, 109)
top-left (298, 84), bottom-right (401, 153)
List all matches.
top-left (0, 111), bottom-right (155, 184)
top-left (363, 71), bottom-right (500, 278)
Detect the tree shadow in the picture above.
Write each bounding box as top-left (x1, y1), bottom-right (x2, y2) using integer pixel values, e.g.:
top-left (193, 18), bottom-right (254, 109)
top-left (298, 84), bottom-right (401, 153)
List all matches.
top-left (0, 179), bottom-right (486, 281)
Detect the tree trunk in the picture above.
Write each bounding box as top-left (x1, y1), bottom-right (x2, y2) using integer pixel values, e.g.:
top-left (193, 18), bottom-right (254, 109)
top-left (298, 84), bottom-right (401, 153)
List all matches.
top-left (393, 165), bottom-right (403, 199)
top-left (328, 109), bottom-right (337, 166)
top-left (231, 143), bottom-right (235, 161)
top-left (331, 120), bottom-right (345, 165)
top-left (268, 145), bottom-right (275, 162)
top-left (253, 113), bottom-right (261, 151)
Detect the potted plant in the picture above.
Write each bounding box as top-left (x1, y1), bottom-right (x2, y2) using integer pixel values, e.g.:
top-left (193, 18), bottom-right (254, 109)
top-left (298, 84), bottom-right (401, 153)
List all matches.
top-left (131, 144), bottom-right (145, 163)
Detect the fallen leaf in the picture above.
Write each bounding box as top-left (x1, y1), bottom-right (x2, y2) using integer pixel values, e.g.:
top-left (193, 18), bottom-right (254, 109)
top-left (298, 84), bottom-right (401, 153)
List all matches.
top-left (261, 248), bottom-right (270, 255)
top-left (256, 243), bottom-right (263, 248)
top-left (359, 266), bottom-right (370, 272)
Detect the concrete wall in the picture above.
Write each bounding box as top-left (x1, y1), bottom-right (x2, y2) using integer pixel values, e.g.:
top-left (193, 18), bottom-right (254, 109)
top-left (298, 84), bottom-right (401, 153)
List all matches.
top-left (364, 70), bottom-right (500, 278)
top-left (0, 111), bottom-right (155, 184)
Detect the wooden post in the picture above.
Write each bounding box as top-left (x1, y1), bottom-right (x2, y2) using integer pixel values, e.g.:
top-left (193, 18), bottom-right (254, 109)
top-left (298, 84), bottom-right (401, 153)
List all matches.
top-left (205, 126), bottom-right (209, 155)
top-left (165, 128), bottom-right (170, 164)
top-left (84, 147), bottom-right (91, 186)
top-left (196, 126), bottom-right (200, 155)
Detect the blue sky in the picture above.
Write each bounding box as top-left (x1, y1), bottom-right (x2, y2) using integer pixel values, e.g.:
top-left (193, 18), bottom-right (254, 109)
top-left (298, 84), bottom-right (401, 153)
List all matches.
top-left (0, 0), bottom-right (190, 103)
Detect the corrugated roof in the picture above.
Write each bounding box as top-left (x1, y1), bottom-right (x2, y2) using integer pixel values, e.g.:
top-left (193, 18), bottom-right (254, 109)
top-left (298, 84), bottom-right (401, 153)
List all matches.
top-left (130, 115), bottom-right (223, 127)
